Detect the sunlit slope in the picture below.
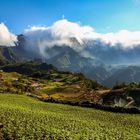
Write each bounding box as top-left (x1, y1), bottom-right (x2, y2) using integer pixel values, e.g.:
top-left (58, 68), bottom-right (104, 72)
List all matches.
top-left (0, 94), bottom-right (140, 140)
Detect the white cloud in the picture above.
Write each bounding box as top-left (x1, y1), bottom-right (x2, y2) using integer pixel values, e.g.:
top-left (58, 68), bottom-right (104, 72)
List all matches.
top-left (0, 23), bottom-right (17, 46)
top-left (24, 19), bottom-right (96, 57)
top-left (24, 19), bottom-right (94, 46)
top-left (23, 19), bottom-right (140, 61)
top-left (100, 30), bottom-right (140, 48)
top-left (24, 19), bottom-right (140, 51)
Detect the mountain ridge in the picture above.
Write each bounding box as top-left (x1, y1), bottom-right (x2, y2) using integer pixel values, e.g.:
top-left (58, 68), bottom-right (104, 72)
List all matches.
top-left (1, 34), bottom-right (140, 87)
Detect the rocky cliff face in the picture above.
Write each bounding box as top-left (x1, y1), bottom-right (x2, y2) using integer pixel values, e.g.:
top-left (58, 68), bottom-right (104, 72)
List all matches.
top-left (102, 88), bottom-right (140, 108)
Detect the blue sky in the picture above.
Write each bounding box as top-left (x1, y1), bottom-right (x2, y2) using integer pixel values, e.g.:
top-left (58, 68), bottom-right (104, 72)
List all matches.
top-left (0, 0), bottom-right (140, 34)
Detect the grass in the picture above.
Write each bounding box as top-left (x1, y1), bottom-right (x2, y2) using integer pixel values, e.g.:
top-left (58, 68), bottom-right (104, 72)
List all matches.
top-left (51, 92), bottom-right (82, 99)
top-left (40, 81), bottom-right (64, 94)
top-left (0, 94), bottom-right (140, 140)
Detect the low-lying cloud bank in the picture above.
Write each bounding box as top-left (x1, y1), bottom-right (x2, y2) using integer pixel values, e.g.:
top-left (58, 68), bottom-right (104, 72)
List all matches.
top-left (24, 19), bottom-right (94, 56)
top-left (1, 19), bottom-right (140, 64)
top-left (23, 19), bottom-right (140, 64)
top-left (24, 19), bottom-right (140, 50)
top-left (0, 23), bottom-right (17, 46)
top-left (1, 19), bottom-right (140, 49)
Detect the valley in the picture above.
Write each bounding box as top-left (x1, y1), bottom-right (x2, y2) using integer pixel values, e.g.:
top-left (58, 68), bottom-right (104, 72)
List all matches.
top-left (0, 61), bottom-right (140, 111)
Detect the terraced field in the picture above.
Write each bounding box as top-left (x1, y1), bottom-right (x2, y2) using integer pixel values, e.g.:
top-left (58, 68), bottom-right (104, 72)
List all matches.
top-left (0, 94), bottom-right (140, 140)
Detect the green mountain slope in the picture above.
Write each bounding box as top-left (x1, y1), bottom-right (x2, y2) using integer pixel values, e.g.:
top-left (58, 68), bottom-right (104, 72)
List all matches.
top-left (1, 62), bottom-right (140, 109)
top-left (0, 46), bottom-right (19, 65)
top-left (0, 94), bottom-right (140, 140)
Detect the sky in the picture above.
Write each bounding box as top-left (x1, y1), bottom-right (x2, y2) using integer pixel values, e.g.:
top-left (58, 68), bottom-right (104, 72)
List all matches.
top-left (0, 0), bottom-right (140, 34)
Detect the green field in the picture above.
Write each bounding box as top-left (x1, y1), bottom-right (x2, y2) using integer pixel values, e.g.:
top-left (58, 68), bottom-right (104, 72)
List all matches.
top-left (0, 94), bottom-right (140, 140)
